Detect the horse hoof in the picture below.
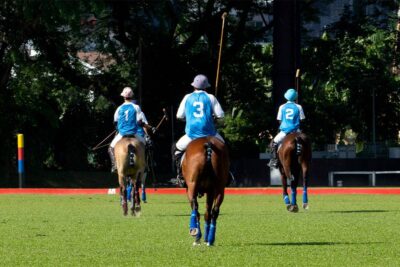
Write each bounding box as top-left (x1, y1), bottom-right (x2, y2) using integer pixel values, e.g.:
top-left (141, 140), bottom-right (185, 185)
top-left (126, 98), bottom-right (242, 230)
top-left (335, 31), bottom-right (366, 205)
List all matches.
top-left (289, 205), bottom-right (299, 213)
top-left (190, 228), bottom-right (199, 236)
top-left (206, 242), bottom-right (214, 247)
top-left (192, 240), bottom-right (201, 246)
top-left (286, 204), bottom-right (291, 211)
top-left (303, 203), bottom-right (309, 210)
top-left (133, 206), bottom-right (141, 217)
top-left (122, 202), bottom-right (128, 216)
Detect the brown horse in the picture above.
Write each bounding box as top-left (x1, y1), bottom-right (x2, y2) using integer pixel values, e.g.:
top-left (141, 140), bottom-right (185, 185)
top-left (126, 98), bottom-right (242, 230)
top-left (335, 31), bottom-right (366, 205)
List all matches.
top-left (114, 137), bottom-right (145, 216)
top-left (182, 136), bottom-right (229, 246)
top-left (278, 132), bottom-right (311, 212)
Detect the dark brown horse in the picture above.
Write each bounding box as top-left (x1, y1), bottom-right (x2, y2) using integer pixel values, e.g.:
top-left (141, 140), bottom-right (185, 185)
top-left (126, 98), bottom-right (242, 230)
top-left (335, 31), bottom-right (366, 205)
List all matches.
top-left (114, 137), bottom-right (145, 216)
top-left (182, 136), bottom-right (229, 246)
top-left (278, 132), bottom-right (311, 212)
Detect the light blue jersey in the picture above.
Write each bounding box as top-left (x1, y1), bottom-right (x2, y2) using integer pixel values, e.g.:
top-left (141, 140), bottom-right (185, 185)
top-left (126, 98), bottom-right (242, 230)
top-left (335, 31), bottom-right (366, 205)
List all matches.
top-left (278, 102), bottom-right (301, 134)
top-left (115, 103), bottom-right (139, 136)
top-left (136, 112), bottom-right (148, 137)
top-left (184, 91), bottom-right (216, 139)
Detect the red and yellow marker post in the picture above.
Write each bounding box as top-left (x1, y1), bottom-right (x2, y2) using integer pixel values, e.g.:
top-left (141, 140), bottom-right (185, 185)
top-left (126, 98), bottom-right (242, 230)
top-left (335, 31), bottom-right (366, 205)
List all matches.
top-left (17, 134), bottom-right (25, 188)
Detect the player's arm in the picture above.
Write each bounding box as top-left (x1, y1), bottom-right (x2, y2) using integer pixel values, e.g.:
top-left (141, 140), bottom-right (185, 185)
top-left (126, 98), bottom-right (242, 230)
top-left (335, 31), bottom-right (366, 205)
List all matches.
top-left (298, 105), bottom-right (306, 120)
top-left (176, 95), bottom-right (189, 121)
top-left (209, 94), bottom-right (224, 120)
top-left (113, 107), bottom-right (120, 131)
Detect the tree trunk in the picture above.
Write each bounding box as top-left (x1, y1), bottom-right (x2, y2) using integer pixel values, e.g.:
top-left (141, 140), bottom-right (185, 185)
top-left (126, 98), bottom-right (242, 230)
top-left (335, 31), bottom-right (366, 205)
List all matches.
top-left (272, 0), bottom-right (301, 112)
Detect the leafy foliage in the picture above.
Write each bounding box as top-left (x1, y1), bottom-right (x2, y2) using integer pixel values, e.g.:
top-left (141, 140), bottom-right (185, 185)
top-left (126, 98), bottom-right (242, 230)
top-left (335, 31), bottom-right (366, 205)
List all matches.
top-left (0, 0), bottom-right (399, 182)
top-left (302, 9), bottom-right (400, 149)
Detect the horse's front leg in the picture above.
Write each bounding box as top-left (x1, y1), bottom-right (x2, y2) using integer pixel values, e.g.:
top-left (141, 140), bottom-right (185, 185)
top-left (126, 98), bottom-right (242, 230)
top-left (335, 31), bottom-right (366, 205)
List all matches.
top-left (281, 171), bottom-right (290, 209)
top-left (141, 170), bottom-right (147, 203)
top-left (119, 175), bottom-right (128, 216)
top-left (288, 178), bottom-right (299, 213)
top-left (302, 167), bottom-right (309, 210)
top-left (206, 191), bottom-right (224, 246)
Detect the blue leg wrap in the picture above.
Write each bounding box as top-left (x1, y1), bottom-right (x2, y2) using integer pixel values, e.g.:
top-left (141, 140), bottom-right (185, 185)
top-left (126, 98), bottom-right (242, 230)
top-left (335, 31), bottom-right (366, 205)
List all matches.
top-left (126, 185), bottom-right (132, 202)
top-left (291, 188), bottom-right (297, 205)
top-left (196, 221), bottom-right (202, 240)
top-left (142, 190), bottom-right (146, 202)
top-left (207, 222), bottom-right (216, 245)
top-left (283, 194), bottom-right (290, 205)
top-left (189, 210), bottom-right (198, 230)
top-left (303, 186), bottom-right (308, 204)
top-left (204, 223), bottom-right (210, 242)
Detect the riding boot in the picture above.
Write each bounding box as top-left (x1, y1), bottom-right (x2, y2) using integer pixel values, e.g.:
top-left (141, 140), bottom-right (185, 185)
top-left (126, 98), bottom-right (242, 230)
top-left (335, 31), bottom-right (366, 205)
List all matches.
top-left (268, 142), bottom-right (279, 168)
top-left (108, 147), bottom-right (117, 173)
top-left (173, 150), bottom-right (184, 187)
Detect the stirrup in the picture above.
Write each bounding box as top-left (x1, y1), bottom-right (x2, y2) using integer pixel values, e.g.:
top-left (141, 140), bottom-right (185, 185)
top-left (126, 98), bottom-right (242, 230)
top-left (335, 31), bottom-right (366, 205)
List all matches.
top-left (268, 159), bottom-right (278, 168)
top-left (170, 176), bottom-right (185, 187)
top-left (111, 165), bottom-right (117, 173)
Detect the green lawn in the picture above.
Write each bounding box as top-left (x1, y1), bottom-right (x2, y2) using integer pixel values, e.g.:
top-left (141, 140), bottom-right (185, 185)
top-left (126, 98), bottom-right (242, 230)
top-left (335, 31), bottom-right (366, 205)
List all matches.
top-left (0, 193), bottom-right (399, 266)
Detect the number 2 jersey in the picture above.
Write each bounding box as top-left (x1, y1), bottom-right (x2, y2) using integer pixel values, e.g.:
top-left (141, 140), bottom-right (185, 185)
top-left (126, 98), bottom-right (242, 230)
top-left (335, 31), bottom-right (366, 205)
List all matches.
top-left (277, 101), bottom-right (305, 134)
top-left (176, 91), bottom-right (224, 139)
top-left (114, 102), bottom-right (143, 136)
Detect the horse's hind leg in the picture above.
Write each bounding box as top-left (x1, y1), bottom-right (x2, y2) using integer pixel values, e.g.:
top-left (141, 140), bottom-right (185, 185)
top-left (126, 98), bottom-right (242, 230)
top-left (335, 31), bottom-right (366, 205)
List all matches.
top-left (119, 176), bottom-right (128, 216)
top-left (206, 191), bottom-right (224, 246)
top-left (131, 176), bottom-right (141, 217)
top-left (187, 187), bottom-right (201, 241)
top-left (203, 191), bottom-right (214, 244)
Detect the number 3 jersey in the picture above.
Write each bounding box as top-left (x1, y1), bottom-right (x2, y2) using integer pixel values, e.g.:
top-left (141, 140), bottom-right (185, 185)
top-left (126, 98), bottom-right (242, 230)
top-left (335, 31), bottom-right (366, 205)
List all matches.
top-left (277, 101), bottom-right (305, 134)
top-left (177, 91), bottom-right (224, 139)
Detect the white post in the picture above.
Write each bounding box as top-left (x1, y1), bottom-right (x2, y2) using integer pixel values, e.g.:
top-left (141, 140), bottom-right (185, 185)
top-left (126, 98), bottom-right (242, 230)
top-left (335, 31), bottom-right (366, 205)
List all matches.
top-left (329, 172), bottom-right (334, 187)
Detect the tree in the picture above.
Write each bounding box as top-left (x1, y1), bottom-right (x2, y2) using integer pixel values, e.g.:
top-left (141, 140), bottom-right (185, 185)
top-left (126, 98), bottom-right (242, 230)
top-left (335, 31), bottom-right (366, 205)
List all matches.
top-left (301, 5), bottom-right (400, 149)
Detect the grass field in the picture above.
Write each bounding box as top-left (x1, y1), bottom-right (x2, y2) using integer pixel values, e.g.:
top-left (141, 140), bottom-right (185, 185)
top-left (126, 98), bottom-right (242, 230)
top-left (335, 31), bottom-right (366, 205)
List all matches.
top-left (0, 193), bottom-right (399, 266)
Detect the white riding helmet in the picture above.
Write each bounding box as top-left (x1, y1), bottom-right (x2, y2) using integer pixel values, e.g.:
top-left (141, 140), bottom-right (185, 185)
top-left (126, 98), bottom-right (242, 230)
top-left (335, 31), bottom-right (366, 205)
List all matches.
top-left (120, 87), bottom-right (133, 98)
top-left (191, 74), bottom-right (211, 89)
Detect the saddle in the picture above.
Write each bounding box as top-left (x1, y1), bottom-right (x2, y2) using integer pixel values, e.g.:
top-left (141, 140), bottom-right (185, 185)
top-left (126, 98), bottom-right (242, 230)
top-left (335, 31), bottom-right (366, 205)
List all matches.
top-left (123, 134), bottom-right (136, 138)
top-left (278, 134), bottom-right (303, 155)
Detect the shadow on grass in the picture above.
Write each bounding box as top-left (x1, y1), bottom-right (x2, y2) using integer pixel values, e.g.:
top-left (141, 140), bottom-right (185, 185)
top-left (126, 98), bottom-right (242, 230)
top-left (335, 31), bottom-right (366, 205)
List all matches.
top-left (326, 210), bottom-right (391, 214)
top-left (155, 212), bottom-right (228, 217)
top-left (243, 241), bottom-right (384, 246)
top-left (155, 214), bottom-right (188, 217)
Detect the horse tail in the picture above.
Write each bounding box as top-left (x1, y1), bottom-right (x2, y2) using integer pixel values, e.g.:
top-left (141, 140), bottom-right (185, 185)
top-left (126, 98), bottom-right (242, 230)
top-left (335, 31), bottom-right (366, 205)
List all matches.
top-left (204, 142), bottom-right (213, 164)
top-left (295, 135), bottom-right (302, 156)
top-left (128, 144), bottom-right (135, 167)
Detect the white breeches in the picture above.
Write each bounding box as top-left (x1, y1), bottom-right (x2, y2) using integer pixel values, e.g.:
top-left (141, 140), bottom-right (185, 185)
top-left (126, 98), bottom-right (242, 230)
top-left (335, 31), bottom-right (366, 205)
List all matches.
top-left (175, 133), bottom-right (224, 154)
top-left (273, 129), bottom-right (301, 144)
top-left (110, 133), bottom-right (146, 148)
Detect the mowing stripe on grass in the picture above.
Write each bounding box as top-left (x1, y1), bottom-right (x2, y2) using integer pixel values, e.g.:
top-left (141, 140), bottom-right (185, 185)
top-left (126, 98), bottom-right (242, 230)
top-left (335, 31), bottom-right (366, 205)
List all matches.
top-left (0, 187), bottom-right (400, 195)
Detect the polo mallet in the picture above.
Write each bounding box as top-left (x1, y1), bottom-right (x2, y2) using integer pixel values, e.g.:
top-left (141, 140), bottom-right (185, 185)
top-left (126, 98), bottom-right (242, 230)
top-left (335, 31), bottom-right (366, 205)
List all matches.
top-left (92, 130), bottom-right (116, 151)
top-left (154, 108), bottom-right (168, 133)
top-left (146, 108), bottom-right (168, 191)
top-left (295, 68), bottom-right (300, 103)
top-left (215, 12), bottom-right (228, 97)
